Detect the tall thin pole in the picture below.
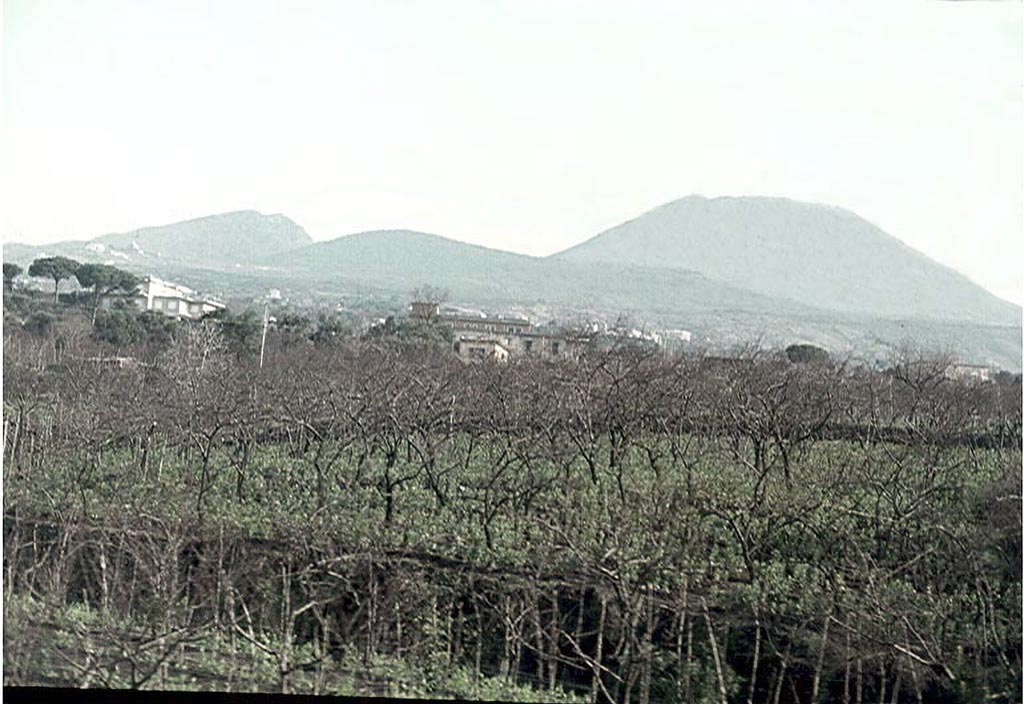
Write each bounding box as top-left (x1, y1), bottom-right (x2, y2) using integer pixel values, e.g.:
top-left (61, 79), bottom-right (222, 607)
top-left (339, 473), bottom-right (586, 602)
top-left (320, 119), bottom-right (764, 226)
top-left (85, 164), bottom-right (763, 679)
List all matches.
top-left (259, 301), bottom-right (269, 369)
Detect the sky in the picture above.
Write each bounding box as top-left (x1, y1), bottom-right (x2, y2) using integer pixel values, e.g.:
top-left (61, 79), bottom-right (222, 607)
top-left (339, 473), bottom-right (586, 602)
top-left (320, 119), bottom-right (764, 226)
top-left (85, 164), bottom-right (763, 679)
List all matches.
top-left (2, 0), bottom-right (1022, 303)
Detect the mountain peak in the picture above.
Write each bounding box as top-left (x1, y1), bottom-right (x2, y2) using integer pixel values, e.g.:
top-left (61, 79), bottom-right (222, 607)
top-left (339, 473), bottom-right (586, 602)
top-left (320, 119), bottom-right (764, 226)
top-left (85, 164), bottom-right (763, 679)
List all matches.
top-left (88, 210), bottom-right (314, 268)
top-left (556, 195), bottom-right (1019, 325)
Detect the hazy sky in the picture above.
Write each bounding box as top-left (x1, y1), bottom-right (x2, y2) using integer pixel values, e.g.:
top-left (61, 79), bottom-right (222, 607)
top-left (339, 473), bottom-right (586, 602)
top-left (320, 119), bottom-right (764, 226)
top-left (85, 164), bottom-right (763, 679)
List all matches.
top-left (2, 1), bottom-right (1022, 303)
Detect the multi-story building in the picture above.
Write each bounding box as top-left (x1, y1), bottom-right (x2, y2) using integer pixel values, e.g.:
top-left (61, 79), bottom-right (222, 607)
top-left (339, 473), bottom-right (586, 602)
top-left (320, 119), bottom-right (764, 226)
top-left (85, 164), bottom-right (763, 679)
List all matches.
top-left (946, 362), bottom-right (993, 383)
top-left (412, 302), bottom-right (587, 362)
top-left (101, 276), bottom-right (225, 320)
top-left (453, 337), bottom-right (511, 362)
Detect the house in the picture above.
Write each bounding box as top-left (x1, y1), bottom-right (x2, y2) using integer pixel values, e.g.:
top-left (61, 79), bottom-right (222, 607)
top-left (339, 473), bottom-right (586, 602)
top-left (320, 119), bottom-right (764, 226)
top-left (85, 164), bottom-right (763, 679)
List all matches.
top-left (410, 301), bottom-right (588, 361)
top-left (589, 326), bottom-right (661, 355)
top-left (453, 337), bottom-right (510, 363)
top-left (946, 362), bottom-right (992, 383)
top-left (510, 327), bottom-right (584, 359)
top-left (442, 312), bottom-right (533, 337)
top-left (659, 329), bottom-right (693, 353)
top-left (410, 301), bottom-right (442, 321)
top-left (101, 276), bottom-right (225, 320)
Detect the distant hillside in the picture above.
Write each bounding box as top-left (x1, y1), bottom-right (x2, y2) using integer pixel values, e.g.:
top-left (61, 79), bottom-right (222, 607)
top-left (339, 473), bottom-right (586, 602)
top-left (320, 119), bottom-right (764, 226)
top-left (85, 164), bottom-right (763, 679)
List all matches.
top-left (4, 201), bottom-right (1019, 370)
top-left (3, 211), bottom-right (312, 270)
top-left (96, 211), bottom-right (312, 266)
top-left (555, 195), bottom-right (1021, 326)
top-left (266, 229), bottom-right (813, 315)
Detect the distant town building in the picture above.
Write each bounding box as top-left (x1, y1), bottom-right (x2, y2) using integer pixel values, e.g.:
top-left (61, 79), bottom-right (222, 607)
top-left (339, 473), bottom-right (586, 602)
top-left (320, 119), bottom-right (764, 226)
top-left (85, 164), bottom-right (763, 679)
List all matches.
top-left (410, 301), bottom-right (441, 321)
top-left (444, 312), bottom-right (532, 337)
top-left (454, 337), bottom-right (511, 363)
top-left (406, 303), bottom-right (693, 363)
top-left (101, 276), bottom-right (225, 320)
top-left (660, 329), bottom-right (693, 344)
top-left (946, 362), bottom-right (992, 383)
top-left (412, 301), bottom-right (588, 361)
top-left (586, 323), bottom-right (662, 354)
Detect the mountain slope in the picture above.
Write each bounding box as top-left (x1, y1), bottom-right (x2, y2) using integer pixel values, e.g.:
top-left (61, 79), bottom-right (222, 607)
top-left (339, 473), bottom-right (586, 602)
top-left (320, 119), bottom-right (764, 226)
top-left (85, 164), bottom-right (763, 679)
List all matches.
top-left (267, 229), bottom-right (814, 315)
top-left (263, 229), bottom-right (1023, 370)
top-left (4, 203), bottom-right (1019, 369)
top-left (96, 210), bottom-right (312, 266)
top-left (554, 195), bottom-right (1020, 325)
top-left (3, 211), bottom-right (312, 270)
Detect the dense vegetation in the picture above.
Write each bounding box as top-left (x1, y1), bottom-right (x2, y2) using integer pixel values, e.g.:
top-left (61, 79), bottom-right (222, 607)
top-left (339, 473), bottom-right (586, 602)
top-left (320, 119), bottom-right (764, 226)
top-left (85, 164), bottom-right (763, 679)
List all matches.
top-left (2, 307), bottom-right (1021, 702)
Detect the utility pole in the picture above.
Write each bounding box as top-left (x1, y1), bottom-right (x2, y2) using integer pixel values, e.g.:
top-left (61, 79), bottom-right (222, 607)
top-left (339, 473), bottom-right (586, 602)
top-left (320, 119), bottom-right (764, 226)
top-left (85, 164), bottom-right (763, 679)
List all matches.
top-left (259, 301), bottom-right (270, 369)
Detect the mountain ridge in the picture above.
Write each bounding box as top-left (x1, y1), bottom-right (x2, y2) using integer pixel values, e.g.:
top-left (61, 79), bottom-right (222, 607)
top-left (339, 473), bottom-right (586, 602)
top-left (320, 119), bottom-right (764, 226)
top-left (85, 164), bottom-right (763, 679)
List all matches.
top-left (262, 228), bottom-right (810, 316)
top-left (3, 210), bottom-right (313, 270)
top-left (3, 197), bottom-right (1020, 370)
top-left (5, 198), bottom-right (1019, 317)
top-left (94, 210), bottom-right (313, 266)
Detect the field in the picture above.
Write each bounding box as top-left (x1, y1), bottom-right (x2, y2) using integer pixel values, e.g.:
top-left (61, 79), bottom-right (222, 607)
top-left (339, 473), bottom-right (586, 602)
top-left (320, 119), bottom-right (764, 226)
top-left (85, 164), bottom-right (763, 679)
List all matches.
top-left (3, 326), bottom-right (1021, 702)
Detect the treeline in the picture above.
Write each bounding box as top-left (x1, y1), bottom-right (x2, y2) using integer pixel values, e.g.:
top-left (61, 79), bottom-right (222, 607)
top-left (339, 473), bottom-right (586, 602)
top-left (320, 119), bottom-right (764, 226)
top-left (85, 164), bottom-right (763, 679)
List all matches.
top-left (2, 321), bottom-right (1021, 701)
top-left (2, 270), bottom-right (437, 355)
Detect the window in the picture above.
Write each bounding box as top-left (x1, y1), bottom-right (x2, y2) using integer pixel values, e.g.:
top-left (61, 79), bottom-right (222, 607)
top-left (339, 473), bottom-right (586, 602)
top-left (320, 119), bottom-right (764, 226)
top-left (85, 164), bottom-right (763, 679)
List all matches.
top-left (552, 342), bottom-right (560, 355)
top-left (524, 340), bottom-right (533, 353)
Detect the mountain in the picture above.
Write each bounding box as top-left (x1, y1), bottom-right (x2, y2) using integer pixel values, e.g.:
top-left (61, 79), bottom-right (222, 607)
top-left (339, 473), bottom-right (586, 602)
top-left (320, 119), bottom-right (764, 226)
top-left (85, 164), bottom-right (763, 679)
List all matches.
top-left (3, 211), bottom-right (312, 270)
top-left (264, 229), bottom-right (810, 315)
top-left (554, 195), bottom-right (1020, 326)
top-left (96, 210), bottom-right (312, 266)
top-left (4, 200), bottom-right (1020, 369)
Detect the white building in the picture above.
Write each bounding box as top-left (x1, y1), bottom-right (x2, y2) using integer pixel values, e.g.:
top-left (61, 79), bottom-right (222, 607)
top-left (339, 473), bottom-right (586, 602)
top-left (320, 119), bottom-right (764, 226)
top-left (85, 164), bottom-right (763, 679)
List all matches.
top-left (101, 276), bottom-right (225, 320)
top-left (946, 362), bottom-right (993, 383)
top-left (660, 329), bottom-right (693, 344)
top-left (454, 337), bottom-right (511, 363)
